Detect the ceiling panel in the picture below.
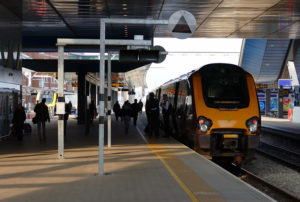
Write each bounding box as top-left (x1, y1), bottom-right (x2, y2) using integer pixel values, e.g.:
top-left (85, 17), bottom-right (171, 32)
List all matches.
top-left (16, 0), bottom-right (300, 50)
top-left (242, 39), bottom-right (291, 83)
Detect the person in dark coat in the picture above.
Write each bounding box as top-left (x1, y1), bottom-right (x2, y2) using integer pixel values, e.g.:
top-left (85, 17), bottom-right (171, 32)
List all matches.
top-left (113, 101), bottom-right (121, 121)
top-left (12, 104), bottom-right (26, 141)
top-left (138, 99), bottom-right (143, 113)
top-left (131, 99), bottom-right (140, 126)
top-left (145, 92), bottom-right (160, 138)
top-left (34, 98), bottom-right (50, 141)
top-left (68, 101), bottom-right (72, 114)
top-left (120, 101), bottom-right (132, 134)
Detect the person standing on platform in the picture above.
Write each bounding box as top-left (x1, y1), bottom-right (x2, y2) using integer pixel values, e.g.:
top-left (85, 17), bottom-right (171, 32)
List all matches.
top-left (64, 102), bottom-right (72, 138)
top-left (146, 92), bottom-right (160, 138)
top-left (131, 99), bottom-right (140, 126)
top-left (89, 99), bottom-right (96, 125)
top-left (113, 101), bottom-right (121, 121)
top-left (160, 94), bottom-right (172, 138)
top-left (34, 98), bottom-right (50, 141)
top-left (138, 99), bottom-right (143, 113)
top-left (68, 101), bottom-right (72, 114)
top-left (12, 104), bottom-right (26, 141)
top-left (121, 101), bottom-right (132, 134)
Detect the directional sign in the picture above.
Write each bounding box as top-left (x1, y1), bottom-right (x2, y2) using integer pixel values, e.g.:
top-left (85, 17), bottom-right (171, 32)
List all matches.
top-left (168, 10), bottom-right (197, 39)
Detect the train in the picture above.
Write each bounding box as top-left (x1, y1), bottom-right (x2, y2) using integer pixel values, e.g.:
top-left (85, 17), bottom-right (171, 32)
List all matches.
top-left (153, 63), bottom-right (260, 164)
top-left (37, 90), bottom-right (57, 117)
top-left (37, 90), bottom-right (77, 116)
top-left (0, 88), bottom-right (19, 138)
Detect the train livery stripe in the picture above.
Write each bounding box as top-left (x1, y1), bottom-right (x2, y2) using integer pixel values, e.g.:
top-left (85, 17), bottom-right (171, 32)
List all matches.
top-left (136, 127), bottom-right (226, 202)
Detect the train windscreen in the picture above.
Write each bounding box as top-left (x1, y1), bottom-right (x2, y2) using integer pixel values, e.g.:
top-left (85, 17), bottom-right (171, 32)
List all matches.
top-left (202, 74), bottom-right (249, 109)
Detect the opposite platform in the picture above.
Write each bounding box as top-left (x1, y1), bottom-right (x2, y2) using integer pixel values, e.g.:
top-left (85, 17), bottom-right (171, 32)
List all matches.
top-left (261, 116), bottom-right (300, 136)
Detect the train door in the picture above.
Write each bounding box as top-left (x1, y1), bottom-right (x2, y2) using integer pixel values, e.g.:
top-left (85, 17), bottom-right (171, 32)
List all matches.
top-left (0, 93), bottom-right (9, 137)
top-left (0, 91), bottom-right (17, 138)
top-left (171, 82), bottom-right (179, 136)
top-left (184, 83), bottom-right (194, 146)
top-left (176, 81), bottom-right (188, 139)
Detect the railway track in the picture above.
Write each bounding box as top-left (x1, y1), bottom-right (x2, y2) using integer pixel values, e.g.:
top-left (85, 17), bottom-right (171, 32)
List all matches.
top-left (258, 141), bottom-right (300, 169)
top-left (240, 168), bottom-right (300, 202)
top-left (258, 126), bottom-right (300, 170)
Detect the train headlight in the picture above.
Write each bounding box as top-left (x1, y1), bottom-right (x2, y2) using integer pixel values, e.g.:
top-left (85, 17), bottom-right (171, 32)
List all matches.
top-left (246, 117), bottom-right (259, 134)
top-left (198, 116), bottom-right (212, 133)
top-left (200, 124), bottom-right (208, 132)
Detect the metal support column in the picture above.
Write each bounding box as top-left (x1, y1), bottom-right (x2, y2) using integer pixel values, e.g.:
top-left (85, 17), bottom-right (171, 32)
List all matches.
top-left (238, 38), bottom-right (246, 66)
top-left (96, 17), bottom-right (168, 175)
top-left (99, 19), bottom-right (105, 175)
top-left (58, 45), bottom-right (65, 159)
top-left (96, 84), bottom-right (98, 109)
top-left (107, 52), bottom-right (112, 148)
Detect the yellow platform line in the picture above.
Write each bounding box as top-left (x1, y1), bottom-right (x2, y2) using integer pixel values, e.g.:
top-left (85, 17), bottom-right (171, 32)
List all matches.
top-left (136, 127), bottom-right (199, 202)
top-left (149, 143), bottom-right (199, 202)
top-left (137, 127), bottom-right (227, 202)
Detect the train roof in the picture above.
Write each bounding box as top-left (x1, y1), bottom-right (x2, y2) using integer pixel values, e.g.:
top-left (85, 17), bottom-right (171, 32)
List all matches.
top-left (160, 63), bottom-right (246, 87)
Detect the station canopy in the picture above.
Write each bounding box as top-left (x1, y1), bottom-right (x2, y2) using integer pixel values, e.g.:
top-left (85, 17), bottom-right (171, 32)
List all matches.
top-left (10, 0), bottom-right (300, 51)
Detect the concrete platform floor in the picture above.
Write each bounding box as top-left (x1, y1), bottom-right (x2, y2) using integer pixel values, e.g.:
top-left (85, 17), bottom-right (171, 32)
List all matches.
top-left (261, 116), bottom-right (300, 134)
top-left (0, 115), bottom-right (274, 202)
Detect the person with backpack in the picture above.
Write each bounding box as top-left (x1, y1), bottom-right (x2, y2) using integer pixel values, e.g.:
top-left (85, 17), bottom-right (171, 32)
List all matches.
top-left (146, 92), bottom-right (160, 138)
top-left (160, 94), bottom-right (172, 138)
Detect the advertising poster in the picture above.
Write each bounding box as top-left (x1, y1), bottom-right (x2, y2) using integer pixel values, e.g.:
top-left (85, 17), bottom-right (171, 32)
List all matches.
top-left (283, 96), bottom-right (290, 112)
top-left (257, 92), bottom-right (265, 112)
top-left (270, 91), bottom-right (278, 112)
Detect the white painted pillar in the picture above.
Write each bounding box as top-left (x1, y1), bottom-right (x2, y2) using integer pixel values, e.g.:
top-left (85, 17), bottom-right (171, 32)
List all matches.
top-left (107, 52), bottom-right (112, 148)
top-left (57, 45), bottom-right (65, 159)
top-left (99, 19), bottom-right (105, 175)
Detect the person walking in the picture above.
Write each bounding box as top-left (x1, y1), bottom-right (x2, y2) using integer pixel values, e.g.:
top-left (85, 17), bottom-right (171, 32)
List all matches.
top-left (138, 99), bottom-right (143, 113)
top-left (34, 98), bottom-right (50, 141)
top-left (131, 99), bottom-right (140, 126)
top-left (113, 101), bottom-right (121, 121)
top-left (160, 94), bottom-right (172, 138)
top-left (120, 101), bottom-right (132, 134)
top-left (145, 92), bottom-right (160, 138)
top-left (12, 104), bottom-right (26, 141)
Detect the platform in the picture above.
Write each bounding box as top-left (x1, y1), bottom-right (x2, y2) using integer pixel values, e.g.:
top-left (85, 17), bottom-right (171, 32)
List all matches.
top-left (261, 116), bottom-right (300, 139)
top-left (0, 116), bottom-right (274, 202)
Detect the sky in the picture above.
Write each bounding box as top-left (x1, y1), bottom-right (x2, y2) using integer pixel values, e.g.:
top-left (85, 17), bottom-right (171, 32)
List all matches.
top-left (146, 38), bottom-right (243, 91)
